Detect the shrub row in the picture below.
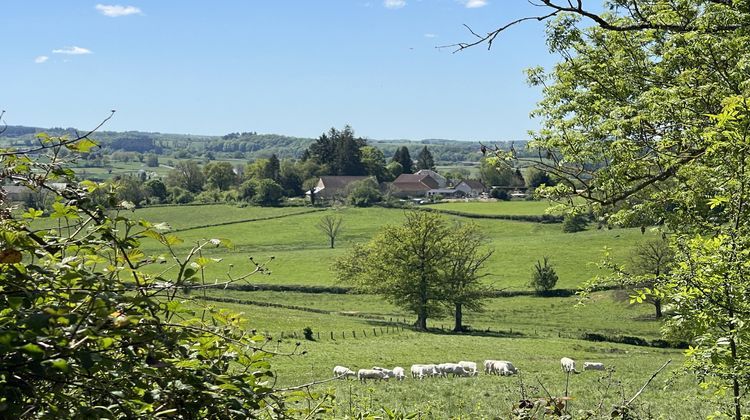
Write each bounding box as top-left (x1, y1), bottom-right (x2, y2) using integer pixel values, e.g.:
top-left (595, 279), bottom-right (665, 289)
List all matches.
top-left (580, 332), bottom-right (689, 349)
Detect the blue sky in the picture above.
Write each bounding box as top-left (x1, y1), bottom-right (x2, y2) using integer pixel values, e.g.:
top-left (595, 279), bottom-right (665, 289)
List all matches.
top-left (3, 1), bottom-right (557, 141)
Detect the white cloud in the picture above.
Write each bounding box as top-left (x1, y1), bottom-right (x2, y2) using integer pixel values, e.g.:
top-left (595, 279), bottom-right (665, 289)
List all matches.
top-left (424, 33), bottom-right (437, 38)
top-left (52, 46), bottom-right (93, 55)
top-left (95, 4), bottom-right (142, 17)
top-left (464, 0), bottom-right (488, 8)
top-left (384, 0), bottom-right (406, 9)
top-left (34, 55), bottom-right (49, 64)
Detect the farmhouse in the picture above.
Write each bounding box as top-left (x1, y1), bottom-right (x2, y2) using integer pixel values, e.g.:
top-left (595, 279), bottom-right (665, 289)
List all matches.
top-left (414, 169), bottom-right (447, 188)
top-left (455, 179), bottom-right (487, 197)
top-left (391, 172), bottom-right (440, 198)
top-left (309, 176), bottom-right (373, 200)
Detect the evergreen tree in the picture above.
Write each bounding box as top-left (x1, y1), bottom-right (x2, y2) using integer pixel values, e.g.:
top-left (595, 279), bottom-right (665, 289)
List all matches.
top-left (416, 146), bottom-right (435, 171)
top-left (392, 146), bottom-right (413, 174)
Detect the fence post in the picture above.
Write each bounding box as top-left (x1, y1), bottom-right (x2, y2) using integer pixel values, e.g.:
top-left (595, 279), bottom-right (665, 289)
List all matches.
top-left (363, 330), bottom-right (367, 338)
top-left (317, 331), bottom-right (321, 340)
top-left (331, 331), bottom-right (334, 340)
top-left (373, 328), bottom-right (376, 336)
top-left (353, 331), bottom-right (356, 338)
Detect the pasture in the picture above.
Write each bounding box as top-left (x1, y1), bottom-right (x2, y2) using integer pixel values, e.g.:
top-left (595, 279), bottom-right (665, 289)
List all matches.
top-left (49, 200), bottom-right (723, 416)
top-left (136, 204), bottom-right (649, 290)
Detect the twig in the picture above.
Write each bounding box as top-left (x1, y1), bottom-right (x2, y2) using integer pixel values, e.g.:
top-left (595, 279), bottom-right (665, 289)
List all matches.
top-left (626, 359), bottom-right (671, 406)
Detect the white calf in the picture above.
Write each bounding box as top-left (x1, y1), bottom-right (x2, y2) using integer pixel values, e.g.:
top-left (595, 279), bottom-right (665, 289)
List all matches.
top-left (373, 366), bottom-right (394, 379)
top-left (458, 361), bottom-right (478, 376)
top-left (357, 369), bottom-right (388, 382)
top-left (392, 366), bottom-right (405, 381)
top-left (583, 362), bottom-right (605, 371)
top-left (491, 360), bottom-right (518, 376)
top-left (333, 365), bottom-right (355, 379)
top-left (561, 357), bottom-right (579, 373)
top-left (483, 359), bottom-right (498, 375)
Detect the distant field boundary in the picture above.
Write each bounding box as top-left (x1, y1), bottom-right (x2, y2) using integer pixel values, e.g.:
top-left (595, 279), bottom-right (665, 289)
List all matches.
top-left (212, 282), bottom-right (621, 297)
top-left (417, 206), bottom-right (563, 223)
top-left (170, 208), bottom-right (326, 233)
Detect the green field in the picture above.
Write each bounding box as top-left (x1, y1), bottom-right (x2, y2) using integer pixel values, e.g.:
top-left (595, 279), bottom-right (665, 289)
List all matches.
top-left (425, 200), bottom-right (559, 216)
top-left (136, 205), bottom-right (646, 290)
top-left (43, 201), bottom-right (728, 417)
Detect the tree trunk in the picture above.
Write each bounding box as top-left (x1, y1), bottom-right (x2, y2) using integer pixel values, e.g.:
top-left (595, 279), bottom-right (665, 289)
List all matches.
top-left (330, 236), bottom-right (334, 249)
top-left (415, 306), bottom-right (428, 331)
top-left (654, 299), bottom-right (662, 318)
top-left (453, 303), bottom-right (463, 332)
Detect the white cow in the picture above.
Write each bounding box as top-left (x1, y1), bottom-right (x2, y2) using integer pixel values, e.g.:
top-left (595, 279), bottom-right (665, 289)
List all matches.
top-left (333, 365), bottom-right (355, 379)
top-left (583, 362), bottom-right (605, 371)
top-left (358, 368), bottom-right (388, 382)
top-left (492, 360), bottom-right (518, 376)
top-left (392, 366), bottom-right (405, 381)
top-left (410, 364), bottom-right (438, 379)
top-left (458, 361), bottom-right (478, 376)
top-left (483, 359), bottom-right (499, 375)
top-left (442, 363), bottom-right (473, 377)
top-left (561, 357), bottom-right (579, 373)
top-left (372, 366), bottom-right (395, 379)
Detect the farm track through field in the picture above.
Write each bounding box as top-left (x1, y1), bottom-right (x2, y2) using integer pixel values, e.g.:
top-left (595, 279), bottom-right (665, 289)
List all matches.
top-left (170, 208), bottom-right (326, 233)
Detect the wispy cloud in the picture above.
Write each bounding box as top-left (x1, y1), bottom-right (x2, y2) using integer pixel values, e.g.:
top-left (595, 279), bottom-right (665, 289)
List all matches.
top-left (52, 46), bottom-right (93, 55)
top-left (95, 4), bottom-right (142, 17)
top-left (384, 0), bottom-right (406, 9)
top-left (424, 33), bottom-right (437, 38)
top-left (464, 0), bottom-right (488, 8)
top-left (34, 55), bottom-right (49, 64)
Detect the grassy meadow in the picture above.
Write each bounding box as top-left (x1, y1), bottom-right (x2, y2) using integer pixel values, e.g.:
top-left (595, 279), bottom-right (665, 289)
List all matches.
top-left (134, 203), bottom-right (648, 290)
top-left (39, 200), bottom-right (727, 417)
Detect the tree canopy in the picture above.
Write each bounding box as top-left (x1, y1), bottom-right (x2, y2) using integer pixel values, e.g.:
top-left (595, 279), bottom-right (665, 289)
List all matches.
top-left (473, 1), bottom-right (750, 417)
top-left (334, 211), bottom-right (492, 331)
top-left (305, 126), bottom-right (367, 176)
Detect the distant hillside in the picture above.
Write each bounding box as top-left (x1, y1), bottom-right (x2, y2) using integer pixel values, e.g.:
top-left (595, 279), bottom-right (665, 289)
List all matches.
top-left (0, 125), bottom-right (526, 163)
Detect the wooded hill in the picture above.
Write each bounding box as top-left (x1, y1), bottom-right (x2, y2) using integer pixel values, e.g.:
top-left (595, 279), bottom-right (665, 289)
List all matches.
top-left (0, 125), bottom-right (526, 162)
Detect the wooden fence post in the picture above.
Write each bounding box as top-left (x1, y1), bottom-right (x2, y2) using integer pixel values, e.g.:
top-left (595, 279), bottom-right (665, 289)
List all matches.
top-left (352, 331), bottom-right (356, 338)
top-left (331, 331), bottom-right (334, 340)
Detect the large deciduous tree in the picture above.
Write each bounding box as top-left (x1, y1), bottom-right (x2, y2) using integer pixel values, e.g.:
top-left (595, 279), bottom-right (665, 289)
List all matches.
top-left (166, 160), bottom-right (205, 193)
top-left (461, 1), bottom-right (750, 417)
top-left (334, 211), bottom-right (492, 331)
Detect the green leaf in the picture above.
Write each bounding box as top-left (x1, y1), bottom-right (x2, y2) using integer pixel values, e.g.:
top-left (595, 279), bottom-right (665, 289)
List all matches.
top-left (21, 343), bottom-right (44, 356)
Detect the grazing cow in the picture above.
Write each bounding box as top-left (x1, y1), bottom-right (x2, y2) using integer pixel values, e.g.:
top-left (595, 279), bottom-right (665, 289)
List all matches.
top-left (372, 366), bottom-right (395, 379)
top-left (583, 362), bottom-right (605, 371)
top-left (442, 363), bottom-right (473, 377)
top-left (333, 365), bottom-right (356, 379)
top-left (410, 364), bottom-right (438, 379)
top-left (492, 360), bottom-right (518, 376)
top-left (392, 366), bottom-right (405, 381)
top-left (483, 359), bottom-right (499, 375)
top-left (357, 368), bottom-right (388, 382)
top-left (458, 361), bottom-right (478, 376)
top-left (561, 357), bottom-right (579, 374)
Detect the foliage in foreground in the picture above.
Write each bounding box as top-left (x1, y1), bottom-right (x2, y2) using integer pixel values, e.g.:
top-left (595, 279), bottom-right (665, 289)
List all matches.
top-left (0, 127), bottom-right (325, 418)
top-left (490, 1), bottom-right (750, 417)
